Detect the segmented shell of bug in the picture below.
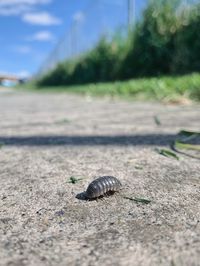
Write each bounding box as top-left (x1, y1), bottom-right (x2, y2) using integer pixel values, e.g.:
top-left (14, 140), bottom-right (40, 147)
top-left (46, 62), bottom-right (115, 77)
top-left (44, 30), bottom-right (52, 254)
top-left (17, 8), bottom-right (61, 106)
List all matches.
top-left (85, 176), bottom-right (122, 199)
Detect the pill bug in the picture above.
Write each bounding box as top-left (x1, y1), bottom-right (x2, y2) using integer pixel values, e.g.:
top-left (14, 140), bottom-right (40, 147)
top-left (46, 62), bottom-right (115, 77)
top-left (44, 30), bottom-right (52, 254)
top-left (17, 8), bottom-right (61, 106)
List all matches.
top-left (85, 176), bottom-right (122, 199)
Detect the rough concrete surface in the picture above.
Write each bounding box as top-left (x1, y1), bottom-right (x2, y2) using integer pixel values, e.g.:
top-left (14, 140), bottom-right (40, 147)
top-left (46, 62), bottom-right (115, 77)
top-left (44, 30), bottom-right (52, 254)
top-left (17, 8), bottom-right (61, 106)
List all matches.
top-left (0, 88), bottom-right (200, 266)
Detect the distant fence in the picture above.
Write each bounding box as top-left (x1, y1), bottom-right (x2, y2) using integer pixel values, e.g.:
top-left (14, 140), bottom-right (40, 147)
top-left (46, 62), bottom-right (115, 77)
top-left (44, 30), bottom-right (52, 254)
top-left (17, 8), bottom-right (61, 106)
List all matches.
top-left (37, 0), bottom-right (195, 77)
top-left (37, 0), bottom-right (140, 76)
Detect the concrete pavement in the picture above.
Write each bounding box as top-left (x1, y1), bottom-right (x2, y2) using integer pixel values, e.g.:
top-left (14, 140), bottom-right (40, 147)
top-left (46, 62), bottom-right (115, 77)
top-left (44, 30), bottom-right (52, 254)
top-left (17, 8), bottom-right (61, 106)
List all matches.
top-left (0, 88), bottom-right (200, 266)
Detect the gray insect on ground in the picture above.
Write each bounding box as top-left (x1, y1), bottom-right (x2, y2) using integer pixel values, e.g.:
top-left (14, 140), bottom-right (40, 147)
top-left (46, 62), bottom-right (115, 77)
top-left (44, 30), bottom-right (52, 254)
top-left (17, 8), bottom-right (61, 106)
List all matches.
top-left (85, 176), bottom-right (122, 199)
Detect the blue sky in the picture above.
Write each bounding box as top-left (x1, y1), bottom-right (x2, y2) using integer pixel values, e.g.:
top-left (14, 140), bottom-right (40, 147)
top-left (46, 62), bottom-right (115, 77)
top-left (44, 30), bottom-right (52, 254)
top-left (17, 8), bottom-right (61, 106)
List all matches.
top-left (0, 0), bottom-right (147, 77)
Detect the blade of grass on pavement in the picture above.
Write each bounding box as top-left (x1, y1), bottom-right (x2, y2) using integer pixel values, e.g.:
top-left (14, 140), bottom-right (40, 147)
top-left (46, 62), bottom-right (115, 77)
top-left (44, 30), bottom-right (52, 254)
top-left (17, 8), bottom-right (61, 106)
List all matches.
top-left (124, 196), bottom-right (151, 204)
top-left (153, 115), bottom-right (161, 126)
top-left (178, 130), bottom-right (200, 142)
top-left (155, 148), bottom-right (179, 160)
top-left (67, 176), bottom-right (83, 184)
top-left (171, 129), bottom-right (200, 159)
top-left (174, 140), bottom-right (200, 151)
top-left (178, 130), bottom-right (200, 137)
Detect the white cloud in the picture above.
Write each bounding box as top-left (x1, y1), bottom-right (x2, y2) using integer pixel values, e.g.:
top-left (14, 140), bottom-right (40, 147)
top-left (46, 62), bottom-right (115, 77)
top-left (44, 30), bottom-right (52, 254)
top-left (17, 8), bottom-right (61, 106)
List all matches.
top-left (17, 70), bottom-right (30, 78)
top-left (0, 70), bottom-right (30, 78)
top-left (27, 30), bottom-right (54, 41)
top-left (14, 45), bottom-right (32, 54)
top-left (0, 0), bottom-right (52, 16)
top-left (22, 11), bottom-right (61, 25)
top-left (0, 0), bottom-right (51, 6)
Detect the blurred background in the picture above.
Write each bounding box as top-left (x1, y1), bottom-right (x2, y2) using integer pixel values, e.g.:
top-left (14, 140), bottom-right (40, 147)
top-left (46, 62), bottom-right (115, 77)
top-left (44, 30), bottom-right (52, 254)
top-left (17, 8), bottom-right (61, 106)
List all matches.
top-left (0, 0), bottom-right (200, 102)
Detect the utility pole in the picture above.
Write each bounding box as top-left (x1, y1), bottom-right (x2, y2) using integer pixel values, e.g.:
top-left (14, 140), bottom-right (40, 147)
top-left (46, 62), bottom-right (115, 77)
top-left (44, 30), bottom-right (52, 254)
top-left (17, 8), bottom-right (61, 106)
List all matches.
top-left (70, 21), bottom-right (78, 57)
top-left (127, 0), bottom-right (135, 33)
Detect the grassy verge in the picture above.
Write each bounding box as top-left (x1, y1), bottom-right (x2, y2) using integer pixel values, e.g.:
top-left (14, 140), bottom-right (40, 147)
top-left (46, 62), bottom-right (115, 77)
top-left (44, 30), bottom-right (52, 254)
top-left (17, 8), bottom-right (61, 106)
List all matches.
top-left (22, 73), bottom-right (200, 102)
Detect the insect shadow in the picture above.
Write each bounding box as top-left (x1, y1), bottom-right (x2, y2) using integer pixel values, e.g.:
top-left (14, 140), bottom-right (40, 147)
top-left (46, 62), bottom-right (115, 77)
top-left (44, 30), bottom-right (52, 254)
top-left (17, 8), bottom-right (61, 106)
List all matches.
top-left (76, 191), bottom-right (116, 201)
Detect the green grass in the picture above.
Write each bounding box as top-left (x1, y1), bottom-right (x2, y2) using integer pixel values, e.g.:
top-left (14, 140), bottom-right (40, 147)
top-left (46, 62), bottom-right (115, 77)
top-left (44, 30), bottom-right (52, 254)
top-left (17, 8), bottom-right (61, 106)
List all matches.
top-left (21, 73), bottom-right (200, 102)
top-left (123, 196), bottom-right (151, 204)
